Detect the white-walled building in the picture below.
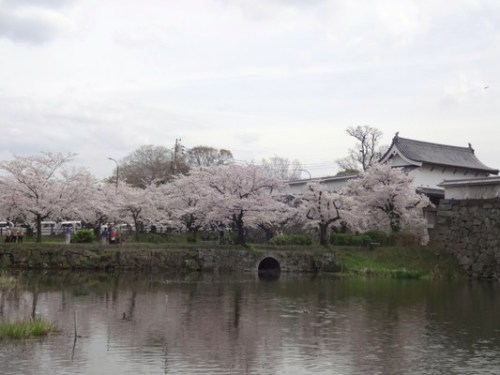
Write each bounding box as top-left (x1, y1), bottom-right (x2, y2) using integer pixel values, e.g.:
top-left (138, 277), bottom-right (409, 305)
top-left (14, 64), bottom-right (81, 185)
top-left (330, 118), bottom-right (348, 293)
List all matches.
top-left (379, 134), bottom-right (499, 203)
top-left (285, 134), bottom-right (498, 230)
top-left (439, 177), bottom-right (500, 200)
top-left (287, 133), bottom-right (498, 204)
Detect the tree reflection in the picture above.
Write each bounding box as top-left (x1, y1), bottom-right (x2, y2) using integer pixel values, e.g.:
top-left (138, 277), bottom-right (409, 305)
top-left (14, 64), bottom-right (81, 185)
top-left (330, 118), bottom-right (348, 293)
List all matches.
top-left (1, 272), bottom-right (499, 375)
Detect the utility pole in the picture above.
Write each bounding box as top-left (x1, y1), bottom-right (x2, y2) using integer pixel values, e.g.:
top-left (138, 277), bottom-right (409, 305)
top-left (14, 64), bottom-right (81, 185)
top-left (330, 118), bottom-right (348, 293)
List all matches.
top-left (108, 157), bottom-right (119, 190)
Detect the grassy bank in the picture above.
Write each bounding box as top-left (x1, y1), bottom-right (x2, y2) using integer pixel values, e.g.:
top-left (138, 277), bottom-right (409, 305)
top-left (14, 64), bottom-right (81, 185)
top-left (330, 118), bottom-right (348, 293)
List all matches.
top-left (0, 319), bottom-right (58, 340)
top-left (335, 245), bottom-right (461, 279)
top-left (0, 240), bottom-right (461, 279)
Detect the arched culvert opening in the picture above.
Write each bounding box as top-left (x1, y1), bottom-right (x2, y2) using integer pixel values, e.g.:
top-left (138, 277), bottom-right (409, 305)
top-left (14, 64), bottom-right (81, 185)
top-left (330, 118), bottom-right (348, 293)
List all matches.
top-left (258, 257), bottom-right (281, 273)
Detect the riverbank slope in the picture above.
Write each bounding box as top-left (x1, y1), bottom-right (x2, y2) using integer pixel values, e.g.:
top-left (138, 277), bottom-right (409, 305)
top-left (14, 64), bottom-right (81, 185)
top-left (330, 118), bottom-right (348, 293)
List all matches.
top-left (0, 243), bottom-right (462, 279)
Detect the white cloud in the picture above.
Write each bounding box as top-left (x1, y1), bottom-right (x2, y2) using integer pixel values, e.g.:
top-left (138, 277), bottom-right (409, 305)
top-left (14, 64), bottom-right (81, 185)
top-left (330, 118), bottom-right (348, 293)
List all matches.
top-left (0, 0), bottom-right (500, 178)
top-left (442, 71), bottom-right (490, 105)
top-left (0, 0), bottom-right (77, 44)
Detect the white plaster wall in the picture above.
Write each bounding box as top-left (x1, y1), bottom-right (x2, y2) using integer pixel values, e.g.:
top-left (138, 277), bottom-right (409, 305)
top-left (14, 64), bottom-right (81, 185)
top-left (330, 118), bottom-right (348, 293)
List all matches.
top-left (445, 185), bottom-right (500, 199)
top-left (411, 165), bottom-right (489, 190)
top-left (321, 178), bottom-right (352, 192)
top-left (287, 182), bottom-right (308, 195)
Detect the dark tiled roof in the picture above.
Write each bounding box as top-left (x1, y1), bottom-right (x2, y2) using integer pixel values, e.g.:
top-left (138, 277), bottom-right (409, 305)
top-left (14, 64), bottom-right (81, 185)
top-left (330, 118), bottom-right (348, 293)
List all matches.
top-left (385, 136), bottom-right (498, 174)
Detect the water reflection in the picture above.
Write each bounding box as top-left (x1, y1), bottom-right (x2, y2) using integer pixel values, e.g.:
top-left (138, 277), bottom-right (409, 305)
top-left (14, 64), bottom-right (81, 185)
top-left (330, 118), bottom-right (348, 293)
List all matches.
top-left (1, 271), bottom-right (499, 375)
top-left (258, 270), bottom-right (280, 282)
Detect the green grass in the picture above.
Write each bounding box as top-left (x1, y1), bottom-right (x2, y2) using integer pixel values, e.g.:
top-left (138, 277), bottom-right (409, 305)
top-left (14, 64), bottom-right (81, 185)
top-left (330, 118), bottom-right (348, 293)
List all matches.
top-left (21, 232), bottom-right (201, 244)
top-left (335, 245), bottom-right (461, 279)
top-left (0, 275), bottom-right (18, 289)
top-left (0, 318), bottom-right (58, 340)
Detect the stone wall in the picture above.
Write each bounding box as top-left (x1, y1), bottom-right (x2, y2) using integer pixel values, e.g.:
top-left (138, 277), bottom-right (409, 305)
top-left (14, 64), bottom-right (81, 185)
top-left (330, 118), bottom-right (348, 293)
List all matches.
top-left (0, 245), bottom-right (338, 273)
top-left (430, 198), bottom-right (500, 280)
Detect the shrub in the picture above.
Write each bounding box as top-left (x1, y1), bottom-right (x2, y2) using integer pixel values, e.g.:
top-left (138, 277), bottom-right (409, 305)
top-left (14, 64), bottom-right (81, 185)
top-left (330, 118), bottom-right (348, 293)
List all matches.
top-left (331, 233), bottom-right (371, 246)
top-left (351, 234), bottom-right (371, 246)
top-left (269, 234), bottom-right (313, 246)
top-left (219, 233), bottom-right (237, 245)
top-left (330, 233), bottom-right (350, 245)
top-left (186, 235), bottom-right (197, 243)
top-left (363, 230), bottom-right (389, 245)
top-left (72, 229), bottom-right (95, 243)
top-left (200, 231), bottom-right (219, 241)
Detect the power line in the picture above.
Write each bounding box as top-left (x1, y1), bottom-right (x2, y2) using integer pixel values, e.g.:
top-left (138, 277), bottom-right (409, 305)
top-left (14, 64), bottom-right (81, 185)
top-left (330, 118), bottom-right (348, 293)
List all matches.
top-left (230, 158), bottom-right (337, 168)
top-left (228, 159), bottom-right (339, 178)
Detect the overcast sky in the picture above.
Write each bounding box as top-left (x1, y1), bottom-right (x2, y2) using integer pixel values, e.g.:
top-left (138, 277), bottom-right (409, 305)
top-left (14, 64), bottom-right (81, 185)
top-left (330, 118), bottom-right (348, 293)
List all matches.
top-left (1, 0), bottom-right (499, 179)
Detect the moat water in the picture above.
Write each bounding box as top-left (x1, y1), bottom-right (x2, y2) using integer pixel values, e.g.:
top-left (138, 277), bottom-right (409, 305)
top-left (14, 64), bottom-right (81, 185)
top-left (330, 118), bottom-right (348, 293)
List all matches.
top-left (1, 271), bottom-right (499, 375)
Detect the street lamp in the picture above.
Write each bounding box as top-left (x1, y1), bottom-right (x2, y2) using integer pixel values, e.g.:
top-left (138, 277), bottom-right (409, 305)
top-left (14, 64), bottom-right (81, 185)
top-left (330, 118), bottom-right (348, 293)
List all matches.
top-left (108, 157), bottom-right (119, 190)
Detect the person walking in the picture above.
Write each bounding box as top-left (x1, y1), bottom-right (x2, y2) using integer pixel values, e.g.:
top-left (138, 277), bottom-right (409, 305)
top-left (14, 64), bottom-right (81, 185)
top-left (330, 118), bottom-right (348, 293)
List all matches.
top-left (64, 225), bottom-right (74, 244)
top-left (109, 226), bottom-right (117, 244)
top-left (4, 227), bottom-right (12, 243)
top-left (16, 228), bottom-right (24, 243)
top-left (100, 226), bottom-right (109, 245)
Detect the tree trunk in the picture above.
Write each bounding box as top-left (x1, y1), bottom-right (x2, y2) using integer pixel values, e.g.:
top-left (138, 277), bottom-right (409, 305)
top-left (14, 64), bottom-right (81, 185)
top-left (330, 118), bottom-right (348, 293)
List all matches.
top-left (233, 212), bottom-right (246, 246)
top-left (186, 215), bottom-right (199, 242)
top-left (258, 223), bottom-right (274, 242)
top-left (389, 211), bottom-right (401, 232)
top-left (36, 214), bottom-right (42, 243)
top-left (133, 216), bottom-right (140, 242)
top-left (319, 223), bottom-right (329, 247)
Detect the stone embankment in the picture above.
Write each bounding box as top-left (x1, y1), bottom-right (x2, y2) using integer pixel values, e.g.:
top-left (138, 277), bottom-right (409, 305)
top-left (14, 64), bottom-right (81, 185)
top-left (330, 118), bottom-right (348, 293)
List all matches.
top-left (431, 198), bottom-right (500, 280)
top-left (0, 245), bottom-right (338, 273)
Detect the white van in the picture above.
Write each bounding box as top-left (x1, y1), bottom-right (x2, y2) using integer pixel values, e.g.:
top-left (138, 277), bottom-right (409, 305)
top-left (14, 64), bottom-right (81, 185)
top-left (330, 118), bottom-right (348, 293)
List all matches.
top-left (40, 221), bottom-right (57, 235)
top-left (101, 223), bottom-right (135, 234)
top-left (56, 221), bottom-right (82, 234)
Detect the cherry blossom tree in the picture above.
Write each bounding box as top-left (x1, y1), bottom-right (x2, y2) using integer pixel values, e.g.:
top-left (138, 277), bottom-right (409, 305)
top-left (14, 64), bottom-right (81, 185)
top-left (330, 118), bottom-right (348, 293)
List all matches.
top-left (0, 152), bottom-right (97, 242)
top-left (86, 183), bottom-right (121, 230)
top-left (159, 173), bottom-right (208, 241)
top-left (192, 164), bottom-right (291, 246)
top-left (299, 182), bottom-right (353, 247)
top-left (254, 194), bottom-right (302, 241)
top-left (108, 183), bottom-right (160, 240)
top-left (345, 162), bottom-right (431, 240)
